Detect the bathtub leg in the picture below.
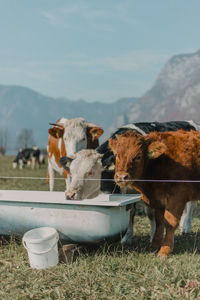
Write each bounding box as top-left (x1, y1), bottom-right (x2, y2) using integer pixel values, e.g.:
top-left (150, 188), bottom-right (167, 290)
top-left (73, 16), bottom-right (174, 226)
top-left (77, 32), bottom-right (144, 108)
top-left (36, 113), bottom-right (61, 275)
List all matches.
top-left (59, 244), bottom-right (83, 263)
top-left (121, 204), bottom-right (136, 245)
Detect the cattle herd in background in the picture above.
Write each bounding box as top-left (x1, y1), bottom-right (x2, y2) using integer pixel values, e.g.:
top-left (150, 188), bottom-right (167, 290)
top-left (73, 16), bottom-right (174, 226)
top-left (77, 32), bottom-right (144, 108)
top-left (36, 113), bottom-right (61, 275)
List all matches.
top-left (8, 117), bottom-right (200, 256)
top-left (13, 146), bottom-right (45, 169)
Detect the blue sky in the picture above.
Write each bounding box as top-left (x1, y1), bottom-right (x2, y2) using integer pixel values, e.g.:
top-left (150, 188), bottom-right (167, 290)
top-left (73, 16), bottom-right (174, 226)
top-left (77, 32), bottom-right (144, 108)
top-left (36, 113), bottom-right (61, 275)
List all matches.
top-left (0, 0), bottom-right (199, 103)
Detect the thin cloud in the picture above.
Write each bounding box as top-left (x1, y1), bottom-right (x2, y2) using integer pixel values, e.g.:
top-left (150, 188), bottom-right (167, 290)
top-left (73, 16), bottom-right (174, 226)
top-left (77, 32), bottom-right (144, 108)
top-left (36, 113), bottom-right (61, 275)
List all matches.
top-left (61, 51), bottom-right (170, 73)
top-left (0, 50), bottom-right (170, 83)
top-left (41, 11), bottom-right (57, 24)
top-left (41, 0), bottom-right (140, 31)
top-left (0, 50), bottom-right (170, 101)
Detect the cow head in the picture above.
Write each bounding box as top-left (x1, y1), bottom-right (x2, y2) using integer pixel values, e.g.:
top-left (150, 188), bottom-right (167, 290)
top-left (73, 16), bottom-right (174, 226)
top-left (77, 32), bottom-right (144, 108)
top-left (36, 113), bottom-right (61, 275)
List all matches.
top-left (48, 118), bottom-right (103, 158)
top-left (60, 150), bottom-right (104, 200)
top-left (109, 130), bottom-right (167, 189)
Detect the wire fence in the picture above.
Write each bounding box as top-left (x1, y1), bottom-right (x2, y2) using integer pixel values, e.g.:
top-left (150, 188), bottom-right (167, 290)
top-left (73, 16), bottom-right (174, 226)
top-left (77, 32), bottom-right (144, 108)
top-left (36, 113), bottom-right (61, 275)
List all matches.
top-left (0, 176), bottom-right (200, 183)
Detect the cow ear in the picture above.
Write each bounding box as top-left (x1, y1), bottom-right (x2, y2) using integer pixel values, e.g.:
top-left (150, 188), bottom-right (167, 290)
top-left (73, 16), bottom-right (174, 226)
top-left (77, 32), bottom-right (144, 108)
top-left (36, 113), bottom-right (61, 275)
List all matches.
top-left (147, 141), bottom-right (167, 159)
top-left (48, 127), bottom-right (64, 138)
top-left (87, 126), bottom-right (104, 140)
top-left (59, 156), bottom-right (73, 170)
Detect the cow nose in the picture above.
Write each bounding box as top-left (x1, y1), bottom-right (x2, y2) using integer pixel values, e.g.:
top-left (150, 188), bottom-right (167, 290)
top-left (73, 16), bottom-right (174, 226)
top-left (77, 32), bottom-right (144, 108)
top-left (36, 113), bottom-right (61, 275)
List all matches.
top-left (115, 172), bottom-right (129, 182)
top-left (65, 191), bottom-right (77, 200)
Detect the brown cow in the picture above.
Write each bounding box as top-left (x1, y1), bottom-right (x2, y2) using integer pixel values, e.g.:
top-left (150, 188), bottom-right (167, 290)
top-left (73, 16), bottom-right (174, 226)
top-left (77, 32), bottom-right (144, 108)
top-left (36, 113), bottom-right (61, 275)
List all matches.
top-left (47, 117), bottom-right (103, 191)
top-left (109, 129), bottom-right (200, 257)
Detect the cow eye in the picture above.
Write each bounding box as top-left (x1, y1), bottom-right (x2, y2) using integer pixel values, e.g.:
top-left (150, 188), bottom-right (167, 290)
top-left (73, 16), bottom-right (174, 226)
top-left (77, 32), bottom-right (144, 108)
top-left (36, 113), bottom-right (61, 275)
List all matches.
top-left (88, 171), bottom-right (93, 176)
top-left (136, 155), bottom-right (141, 160)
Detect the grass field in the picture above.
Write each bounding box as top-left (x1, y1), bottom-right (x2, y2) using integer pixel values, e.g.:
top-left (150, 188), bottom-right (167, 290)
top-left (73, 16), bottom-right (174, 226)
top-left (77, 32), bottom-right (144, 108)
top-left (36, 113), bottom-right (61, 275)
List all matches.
top-left (0, 155), bottom-right (200, 299)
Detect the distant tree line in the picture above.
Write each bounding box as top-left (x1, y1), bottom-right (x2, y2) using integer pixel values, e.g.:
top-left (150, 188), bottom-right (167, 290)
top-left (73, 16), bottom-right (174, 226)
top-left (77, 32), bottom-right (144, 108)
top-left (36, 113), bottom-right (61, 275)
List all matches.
top-left (16, 129), bottom-right (35, 149)
top-left (0, 127), bottom-right (37, 154)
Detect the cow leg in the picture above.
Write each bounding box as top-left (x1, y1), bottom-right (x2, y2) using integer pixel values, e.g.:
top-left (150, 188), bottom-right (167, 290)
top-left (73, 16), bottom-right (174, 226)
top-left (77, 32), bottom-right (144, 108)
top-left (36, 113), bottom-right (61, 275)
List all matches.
top-left (48, 163), bottom-right (55, 192)
top-left (13, 162), bottom-right (17, 169)
top-left (121, 204), bottom-right (136, 245)
top-left (144, 206), bottom-right (156, 243)
top-left (19, 159), bottom-right (23, 169)
top-left (179, 201), bottom-right (197, 233)
top-left (158, 202), bottom-right (186, 257)
top-left (150, 208), bottom-right (165, 250)
top-left (31, 157), bottom-right (36, 169)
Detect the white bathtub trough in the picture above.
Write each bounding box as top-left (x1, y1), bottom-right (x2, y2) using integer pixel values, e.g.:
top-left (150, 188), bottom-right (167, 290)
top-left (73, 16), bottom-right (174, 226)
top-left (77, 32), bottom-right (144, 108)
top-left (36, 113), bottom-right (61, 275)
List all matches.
top-left (0, 190), bottom-right (140, 243)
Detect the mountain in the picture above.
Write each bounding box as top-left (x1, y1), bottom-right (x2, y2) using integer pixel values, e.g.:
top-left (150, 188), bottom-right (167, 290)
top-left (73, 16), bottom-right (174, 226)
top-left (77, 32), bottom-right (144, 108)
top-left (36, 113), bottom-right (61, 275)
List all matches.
top-left (116, 50), bottom-right (200, 125)
top-left (0, 85), bottom-right (138, 153)
top-left (2, 49), bottom-right (200, 153)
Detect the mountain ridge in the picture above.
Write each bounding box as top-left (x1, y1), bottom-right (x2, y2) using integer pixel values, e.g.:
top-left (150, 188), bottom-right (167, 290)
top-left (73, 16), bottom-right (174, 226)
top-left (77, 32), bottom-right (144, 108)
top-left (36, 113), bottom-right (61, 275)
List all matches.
top-left (0, 84), bottom-right (138, 152)
top-left (116, 49), bottom-right (200, 126)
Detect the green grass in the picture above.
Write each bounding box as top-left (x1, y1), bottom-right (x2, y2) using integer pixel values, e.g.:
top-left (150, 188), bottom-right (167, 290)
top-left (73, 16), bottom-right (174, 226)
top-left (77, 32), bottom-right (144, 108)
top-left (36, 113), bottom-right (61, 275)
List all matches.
top-left (0, 155), bottom-right (65, 191)
top-left (0, 155), bottom-right (200, 299)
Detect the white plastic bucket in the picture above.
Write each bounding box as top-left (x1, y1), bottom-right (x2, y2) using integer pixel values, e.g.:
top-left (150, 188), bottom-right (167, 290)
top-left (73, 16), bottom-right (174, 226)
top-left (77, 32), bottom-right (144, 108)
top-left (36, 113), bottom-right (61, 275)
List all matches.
top-left (22, 227), bottom-right (59, 269)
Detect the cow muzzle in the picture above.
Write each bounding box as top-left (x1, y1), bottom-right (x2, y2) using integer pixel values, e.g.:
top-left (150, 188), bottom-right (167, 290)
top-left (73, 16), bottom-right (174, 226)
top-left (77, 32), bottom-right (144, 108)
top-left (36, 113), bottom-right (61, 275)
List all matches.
top-left (115, 172), bottom-right (130, 183)
top-left (65, 190), bottom-right (78, 200)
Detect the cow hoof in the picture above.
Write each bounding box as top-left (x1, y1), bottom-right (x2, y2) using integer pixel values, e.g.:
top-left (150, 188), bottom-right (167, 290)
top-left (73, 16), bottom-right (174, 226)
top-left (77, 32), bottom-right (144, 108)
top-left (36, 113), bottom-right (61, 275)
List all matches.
top-left (157, 246), bottom-right (171, 257)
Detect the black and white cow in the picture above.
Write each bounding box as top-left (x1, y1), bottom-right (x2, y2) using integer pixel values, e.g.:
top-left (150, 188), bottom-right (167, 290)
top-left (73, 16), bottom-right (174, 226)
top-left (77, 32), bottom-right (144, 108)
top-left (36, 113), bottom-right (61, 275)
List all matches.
top-left (60, 120), bottom-right (200, 244)
top-left (13, 147), bottom-right (41, 169)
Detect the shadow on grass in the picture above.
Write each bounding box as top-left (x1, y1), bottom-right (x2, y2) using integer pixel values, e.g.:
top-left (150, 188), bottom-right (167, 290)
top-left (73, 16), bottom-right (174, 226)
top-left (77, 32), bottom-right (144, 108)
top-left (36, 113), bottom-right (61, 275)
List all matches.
top-left (173, 231), bottom-right (200, 255)
top-left (69, 231), bottom-right (200, 257)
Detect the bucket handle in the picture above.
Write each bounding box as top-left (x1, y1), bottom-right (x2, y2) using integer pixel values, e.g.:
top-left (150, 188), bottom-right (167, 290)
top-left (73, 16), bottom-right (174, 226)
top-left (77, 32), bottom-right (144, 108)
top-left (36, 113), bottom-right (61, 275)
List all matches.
top-left (22, 234), bottom-right (59, 255)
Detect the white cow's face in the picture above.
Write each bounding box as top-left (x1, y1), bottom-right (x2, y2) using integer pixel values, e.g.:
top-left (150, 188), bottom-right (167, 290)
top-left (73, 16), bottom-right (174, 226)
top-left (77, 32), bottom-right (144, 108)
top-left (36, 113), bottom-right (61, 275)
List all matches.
top-left (63, 126), bottom-right (87, 157)
top-left (65, 150), bottom-right (103, 200)
top-left (61, 118), bottom-right (87, 158)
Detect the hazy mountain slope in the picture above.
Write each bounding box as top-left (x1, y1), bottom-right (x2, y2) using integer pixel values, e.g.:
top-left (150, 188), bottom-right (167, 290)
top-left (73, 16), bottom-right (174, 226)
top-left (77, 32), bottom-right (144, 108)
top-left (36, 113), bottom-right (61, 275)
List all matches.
top-left (0, 85), bottom-right (138, 152)
top-left (120, 50), bottom-right (200, 125)
top-left (3, 49), bottom-right (200, 153)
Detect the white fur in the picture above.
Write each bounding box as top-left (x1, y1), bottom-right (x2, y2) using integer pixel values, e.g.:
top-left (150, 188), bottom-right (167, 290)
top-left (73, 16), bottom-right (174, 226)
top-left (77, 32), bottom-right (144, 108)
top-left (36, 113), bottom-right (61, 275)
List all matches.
top-left (122, 124), bottom-right (147, 136)
top-left (187, 120), bottom-right (200, 131)
top-left (66, 150), bottom-right (103, 200)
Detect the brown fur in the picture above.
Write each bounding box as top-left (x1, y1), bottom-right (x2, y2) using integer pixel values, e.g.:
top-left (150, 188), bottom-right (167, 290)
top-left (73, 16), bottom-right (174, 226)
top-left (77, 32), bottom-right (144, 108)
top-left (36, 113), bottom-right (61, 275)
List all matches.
top-left (86, 126), bottom-right (103, 149)
top-left (109, 129), bottom-right (200, 257)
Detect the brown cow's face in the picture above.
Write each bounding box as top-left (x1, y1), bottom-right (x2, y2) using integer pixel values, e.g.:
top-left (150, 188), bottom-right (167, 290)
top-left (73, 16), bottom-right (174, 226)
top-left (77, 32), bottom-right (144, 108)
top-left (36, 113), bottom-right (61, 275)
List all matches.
top-left (109, 131), bottom-right (146, 189)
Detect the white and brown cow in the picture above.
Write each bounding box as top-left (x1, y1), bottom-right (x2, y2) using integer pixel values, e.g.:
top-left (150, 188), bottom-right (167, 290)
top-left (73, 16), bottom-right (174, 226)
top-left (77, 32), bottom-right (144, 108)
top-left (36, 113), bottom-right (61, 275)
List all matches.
top-left (47, 117), bottom-right (103, 191)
